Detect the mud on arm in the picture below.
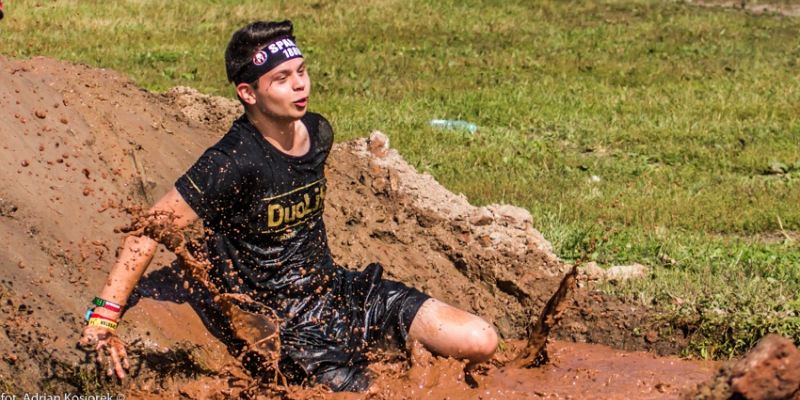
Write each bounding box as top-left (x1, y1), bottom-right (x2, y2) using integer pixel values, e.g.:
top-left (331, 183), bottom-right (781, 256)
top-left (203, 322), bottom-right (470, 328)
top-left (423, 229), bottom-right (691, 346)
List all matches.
top-left (79, 187), bottom-right (198, 379)
top-left (97, 188), bottom-right (198, 318)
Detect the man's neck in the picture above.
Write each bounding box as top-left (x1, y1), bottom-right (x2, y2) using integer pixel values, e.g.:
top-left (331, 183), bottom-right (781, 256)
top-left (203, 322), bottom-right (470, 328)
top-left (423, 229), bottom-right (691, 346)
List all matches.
top-left (246, 109), bottom-right (299, 152)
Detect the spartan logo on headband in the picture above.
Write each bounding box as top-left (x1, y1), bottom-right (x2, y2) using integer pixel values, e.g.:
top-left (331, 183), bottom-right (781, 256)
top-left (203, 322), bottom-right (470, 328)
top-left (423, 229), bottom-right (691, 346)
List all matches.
top-left (253, 50), bottom-right (268, 66)
top-left (233, 36), bottom-right (304, 84)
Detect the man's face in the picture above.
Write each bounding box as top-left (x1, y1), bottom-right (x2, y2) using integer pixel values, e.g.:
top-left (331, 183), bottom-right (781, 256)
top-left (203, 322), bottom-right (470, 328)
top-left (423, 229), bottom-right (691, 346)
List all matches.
top-left (245, 57), bottom-right (310, 120)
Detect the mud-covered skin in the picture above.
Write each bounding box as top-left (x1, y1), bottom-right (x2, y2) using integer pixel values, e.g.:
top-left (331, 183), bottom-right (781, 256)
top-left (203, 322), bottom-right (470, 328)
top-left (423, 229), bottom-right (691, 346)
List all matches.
top-left (78, 326), bottom-right (130, 378)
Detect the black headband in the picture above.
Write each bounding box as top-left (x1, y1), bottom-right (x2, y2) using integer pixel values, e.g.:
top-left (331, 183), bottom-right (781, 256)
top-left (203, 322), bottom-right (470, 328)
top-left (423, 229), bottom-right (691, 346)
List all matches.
top-left (232, 36), bottom-right (304, 84)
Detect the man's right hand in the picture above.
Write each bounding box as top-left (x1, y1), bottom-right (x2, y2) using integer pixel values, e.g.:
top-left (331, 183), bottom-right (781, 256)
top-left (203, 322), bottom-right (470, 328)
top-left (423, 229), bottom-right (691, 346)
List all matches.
top-left (79, 325), bottom-right (130, 379)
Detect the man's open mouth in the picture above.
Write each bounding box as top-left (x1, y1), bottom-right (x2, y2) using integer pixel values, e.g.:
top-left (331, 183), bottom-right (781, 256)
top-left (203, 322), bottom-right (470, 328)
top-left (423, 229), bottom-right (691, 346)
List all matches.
top-left (293, 97), bottom-right (308, 107)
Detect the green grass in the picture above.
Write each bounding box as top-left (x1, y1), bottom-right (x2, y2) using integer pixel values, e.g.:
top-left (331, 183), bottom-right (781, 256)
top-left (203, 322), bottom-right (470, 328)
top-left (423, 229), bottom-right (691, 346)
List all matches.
top-left (2, 0), bottom-right (799, 358)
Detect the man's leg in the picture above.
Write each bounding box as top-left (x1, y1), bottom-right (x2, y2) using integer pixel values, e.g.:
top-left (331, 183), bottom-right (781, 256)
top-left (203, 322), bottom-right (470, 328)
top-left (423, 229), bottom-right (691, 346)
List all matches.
top-left (407, 298), bottom-right (498, 364)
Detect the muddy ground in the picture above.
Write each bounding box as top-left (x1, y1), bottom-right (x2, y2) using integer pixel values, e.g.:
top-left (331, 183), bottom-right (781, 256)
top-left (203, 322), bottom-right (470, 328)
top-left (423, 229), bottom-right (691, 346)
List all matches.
top-left (0, 56), bottom-right (796, 399)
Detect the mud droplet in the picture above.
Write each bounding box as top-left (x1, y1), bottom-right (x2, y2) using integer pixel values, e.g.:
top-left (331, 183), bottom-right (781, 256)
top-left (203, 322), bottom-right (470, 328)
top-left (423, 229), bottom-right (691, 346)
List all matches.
top-left (20, 160), bottom-right (29, 167)
top-left (2, 353), bottom-right (18, 365)
top-left (34, 110), bottom-right (47, 119)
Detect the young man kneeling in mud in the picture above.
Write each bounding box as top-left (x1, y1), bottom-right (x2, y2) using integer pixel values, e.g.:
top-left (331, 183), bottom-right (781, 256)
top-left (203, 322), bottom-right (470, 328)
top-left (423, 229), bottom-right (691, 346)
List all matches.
top-left (79, 20), bottom-right (498, 391)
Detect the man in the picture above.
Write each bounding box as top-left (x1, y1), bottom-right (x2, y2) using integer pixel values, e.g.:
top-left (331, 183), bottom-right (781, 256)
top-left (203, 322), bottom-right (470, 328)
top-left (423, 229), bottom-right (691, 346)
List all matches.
top-left (79, 20), bottom-right (498, 391)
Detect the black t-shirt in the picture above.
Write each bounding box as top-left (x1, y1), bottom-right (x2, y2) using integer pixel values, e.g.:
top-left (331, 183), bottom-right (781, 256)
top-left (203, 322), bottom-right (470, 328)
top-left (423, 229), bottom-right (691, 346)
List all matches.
top-left (175, 112), bottom-right (336, 304)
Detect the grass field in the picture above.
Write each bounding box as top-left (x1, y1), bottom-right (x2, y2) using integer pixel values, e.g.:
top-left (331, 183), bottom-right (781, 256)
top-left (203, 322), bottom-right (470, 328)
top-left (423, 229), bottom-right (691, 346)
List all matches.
top-left (2, 0), bottom-right (798, 358)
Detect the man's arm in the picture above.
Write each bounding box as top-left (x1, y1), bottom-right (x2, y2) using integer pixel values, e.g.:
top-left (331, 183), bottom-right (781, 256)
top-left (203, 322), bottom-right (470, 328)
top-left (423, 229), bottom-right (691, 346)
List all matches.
top-left (80, 187), bottom-right (198, 379)
top-left (91, 187), bottom-right (198, 321)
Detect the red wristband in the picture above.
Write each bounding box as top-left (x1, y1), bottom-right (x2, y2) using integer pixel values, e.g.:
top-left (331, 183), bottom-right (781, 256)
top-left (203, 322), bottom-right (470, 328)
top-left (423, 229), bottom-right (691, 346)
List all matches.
top-left (89, 312), bottom-right (118, 323)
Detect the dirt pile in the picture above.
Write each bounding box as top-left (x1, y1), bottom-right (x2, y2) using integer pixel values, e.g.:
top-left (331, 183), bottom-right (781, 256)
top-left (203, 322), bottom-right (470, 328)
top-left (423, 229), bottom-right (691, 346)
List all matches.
top-left (0, 55), bottom-right (242, 394)
top-left (692, 334), bottom-right (800, 400)
top-left (0, 55), bottom-right (727, 398)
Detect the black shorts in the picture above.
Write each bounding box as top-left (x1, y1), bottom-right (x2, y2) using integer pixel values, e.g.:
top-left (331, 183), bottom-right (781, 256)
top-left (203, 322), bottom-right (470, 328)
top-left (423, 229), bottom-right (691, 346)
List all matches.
top-left (198, 262), bottom-right (430, 392)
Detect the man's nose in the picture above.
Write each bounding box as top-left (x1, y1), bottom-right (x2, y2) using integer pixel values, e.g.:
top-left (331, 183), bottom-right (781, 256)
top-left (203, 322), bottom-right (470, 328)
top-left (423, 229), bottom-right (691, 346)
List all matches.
top-left (292, 74), bottom-right (305, 90)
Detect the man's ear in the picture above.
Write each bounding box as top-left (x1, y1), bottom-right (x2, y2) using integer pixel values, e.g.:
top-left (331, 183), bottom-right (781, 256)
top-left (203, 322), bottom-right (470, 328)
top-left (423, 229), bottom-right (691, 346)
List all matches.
top-left (236, 82), bottom-right (257, 105)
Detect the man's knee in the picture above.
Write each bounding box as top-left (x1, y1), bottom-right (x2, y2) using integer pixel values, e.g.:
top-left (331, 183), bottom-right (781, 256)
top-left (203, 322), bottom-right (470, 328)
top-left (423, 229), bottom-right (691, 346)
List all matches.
top-left (408, 299), bottom-right (499, 362)
top-left (463, 319), bottom-right (499, 362)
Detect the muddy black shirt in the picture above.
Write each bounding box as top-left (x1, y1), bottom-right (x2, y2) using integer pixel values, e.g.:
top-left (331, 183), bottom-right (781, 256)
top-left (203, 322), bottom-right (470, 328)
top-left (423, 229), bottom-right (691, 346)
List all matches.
top-left (175, 112), bottom-right (335, 303)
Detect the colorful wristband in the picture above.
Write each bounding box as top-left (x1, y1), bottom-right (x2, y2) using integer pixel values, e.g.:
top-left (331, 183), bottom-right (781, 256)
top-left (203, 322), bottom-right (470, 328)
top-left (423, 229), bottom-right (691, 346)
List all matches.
top-left (91, 296), bottom-right (122, 313)
top-left (89, 312), bottom-right (118, 323)
top-left (87, 317), bottom-right (118, 331)
top-left (84, 307), bottom-right (94, 322)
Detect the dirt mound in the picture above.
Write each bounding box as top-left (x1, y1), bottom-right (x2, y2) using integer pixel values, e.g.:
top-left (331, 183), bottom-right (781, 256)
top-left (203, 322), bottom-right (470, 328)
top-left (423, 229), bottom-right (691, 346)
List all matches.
top-left (692, 334), bottom-right (800, 400)
top-left (0, 56), bottom-right (721, 397)
top-left (161, 86), bottom-right (240, 133)
top-left (0, 56), bottom-right (238, 394)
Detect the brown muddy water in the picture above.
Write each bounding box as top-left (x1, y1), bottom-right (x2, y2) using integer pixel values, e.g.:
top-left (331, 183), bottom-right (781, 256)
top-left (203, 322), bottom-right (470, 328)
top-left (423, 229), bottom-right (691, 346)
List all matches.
top-left (313, 340), bottom-right (717, 400)
top-left (120, 210), bottom-right (716, 399)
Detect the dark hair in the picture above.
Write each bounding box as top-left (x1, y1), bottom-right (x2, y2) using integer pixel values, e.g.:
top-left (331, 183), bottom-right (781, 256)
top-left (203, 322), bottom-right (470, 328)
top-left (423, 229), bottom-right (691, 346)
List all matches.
top-left (225, 20), bottom-right (295, 85)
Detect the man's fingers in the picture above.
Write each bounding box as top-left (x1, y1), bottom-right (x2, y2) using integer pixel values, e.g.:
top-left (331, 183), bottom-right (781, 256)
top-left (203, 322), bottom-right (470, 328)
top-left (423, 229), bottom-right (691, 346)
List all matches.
top-left (95, 346), bottom-right (105, 365)
top-left (84, 330), bottom-right (128, 379)
top-left (118, 346), bottom-right (130, 370)
top-left (109, 337), bottom-right (129, 370)
top-left (112, 339), bottom-right (130, 371)
top-left (105, 351), bottom-right (114, 377)
top-left (108, 347), bottom-right (126, 379)
top-left (94, 343), bottom-right (112, 376)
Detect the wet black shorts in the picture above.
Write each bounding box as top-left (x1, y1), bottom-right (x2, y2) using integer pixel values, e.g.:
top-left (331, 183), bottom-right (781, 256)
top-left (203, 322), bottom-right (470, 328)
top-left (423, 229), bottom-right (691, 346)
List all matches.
top-left (199, 262), bottom-right (430, 392)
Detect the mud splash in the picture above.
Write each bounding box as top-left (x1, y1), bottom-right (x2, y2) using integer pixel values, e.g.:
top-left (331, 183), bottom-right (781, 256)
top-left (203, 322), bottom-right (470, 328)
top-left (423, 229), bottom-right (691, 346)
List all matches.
top-left (119, 207), bottom-right (284, 385)
top-left (511, 264), bottom-right (578, 368)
